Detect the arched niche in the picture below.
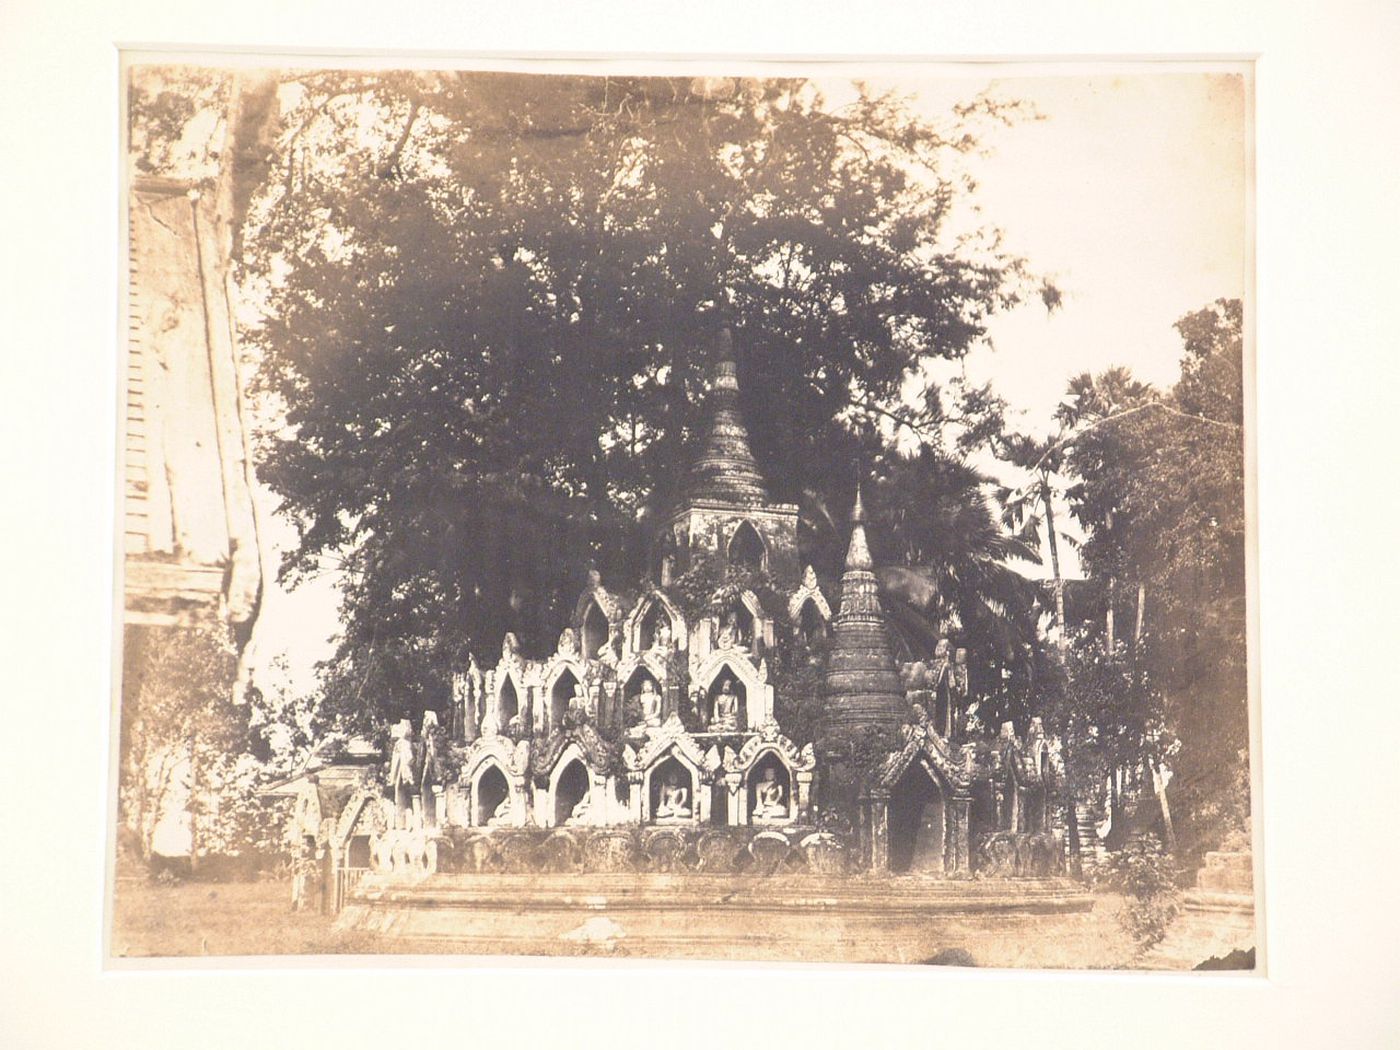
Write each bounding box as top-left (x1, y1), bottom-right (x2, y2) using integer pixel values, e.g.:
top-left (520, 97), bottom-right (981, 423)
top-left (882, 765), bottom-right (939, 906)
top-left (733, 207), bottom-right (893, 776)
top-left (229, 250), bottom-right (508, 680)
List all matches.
top-left (646, 752), bottom-right (697, 823)
top-left (728, 519), bottom-right (765, 572)
top-left (496, 676), bottom-right (519, 728)
top-left (888, 761), bottom-right (946, 875)
top-left (553, 757), bottom-right (592, 826)
top-left (715, 599), bottom-right (756, 651)
top-left (745, 750), bottom-right (794, 824)
top-left (548, 667), bottom-right (582, 734)
top-left (472, 762), bottom-right (511, 827)
top-left (581, 599), bottom-right (609, 660)
top-left (797, 597), bottom-right (827, 644)
top-left (638, 600), bottom-right (673, 653)
top-left (654, 530), bottom-right (680, 587)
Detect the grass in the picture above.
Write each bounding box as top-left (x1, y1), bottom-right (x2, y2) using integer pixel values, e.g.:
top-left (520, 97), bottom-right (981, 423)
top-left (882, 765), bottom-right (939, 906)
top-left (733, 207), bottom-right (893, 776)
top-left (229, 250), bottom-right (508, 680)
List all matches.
top-left (110, 875), bottom-right (389, 959)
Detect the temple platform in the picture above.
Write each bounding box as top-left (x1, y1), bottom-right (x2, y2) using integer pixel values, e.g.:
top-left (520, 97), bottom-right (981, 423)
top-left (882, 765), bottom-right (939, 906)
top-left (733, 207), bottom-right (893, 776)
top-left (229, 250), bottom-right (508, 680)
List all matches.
top-left (336, 872), bottom-right (1094, 963)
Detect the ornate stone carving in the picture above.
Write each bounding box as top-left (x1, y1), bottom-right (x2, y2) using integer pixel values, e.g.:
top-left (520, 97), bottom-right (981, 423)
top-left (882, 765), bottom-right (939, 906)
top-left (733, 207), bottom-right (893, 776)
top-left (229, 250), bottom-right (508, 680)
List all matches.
top-left (582, 830), bottom-right (637, 873)
top-left (531, 722), bottom-right (616, 782)
top-left (728, 724), bottom-right (816, 775)
top-left (799, 832), bottom-right (849, 875)
top-left (787, 564), bottom-right (832, 624)
top-left (746, 830), bottom-right (793, 874)
top-left (872, 727), bottom-right (971, 796)
top-left (695, 830), bottom-right (742, 873)
top-left (627, 714), bottom-right (717, 776)
top-left (538, 830), bottom-right (583, 872)
top-left (642, 829), bottom-right (687, 872)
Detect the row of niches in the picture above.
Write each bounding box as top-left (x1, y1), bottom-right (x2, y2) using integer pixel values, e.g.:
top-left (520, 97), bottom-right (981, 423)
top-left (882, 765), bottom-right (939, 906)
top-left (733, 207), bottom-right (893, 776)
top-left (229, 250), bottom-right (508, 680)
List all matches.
top-left (422, 717), bottom-right (818, 833)
top-left (447, 563), bottom-right (833, 743)
top-left (455, 631), bottom-right (784, 743)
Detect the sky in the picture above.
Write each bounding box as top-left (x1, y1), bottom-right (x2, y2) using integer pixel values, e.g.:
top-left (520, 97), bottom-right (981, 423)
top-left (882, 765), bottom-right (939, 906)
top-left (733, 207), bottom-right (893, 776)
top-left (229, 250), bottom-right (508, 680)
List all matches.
top-left (241, 68), bottom-right (1250, 698)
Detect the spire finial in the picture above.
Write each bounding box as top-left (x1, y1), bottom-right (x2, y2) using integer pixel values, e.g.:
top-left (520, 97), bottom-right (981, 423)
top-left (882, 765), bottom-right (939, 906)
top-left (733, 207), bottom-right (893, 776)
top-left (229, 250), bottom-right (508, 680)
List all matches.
top-left (844, 486), bottom-right (873, 571)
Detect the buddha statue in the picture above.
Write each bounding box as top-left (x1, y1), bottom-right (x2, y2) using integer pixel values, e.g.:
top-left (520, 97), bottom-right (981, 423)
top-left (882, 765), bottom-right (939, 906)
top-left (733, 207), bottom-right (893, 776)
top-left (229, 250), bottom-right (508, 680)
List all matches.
top-left (716, 610), bottom-right (739, 650)
top-left (656, 773), bottom-right (691, 819)
top-left (638, 678), bottom-right (663, 727)
top-left (570, 682), bottom-right (589, 715)
top-left (752, 767), bottom-right (787, 820)
top-left (711, 680), bottom-right (740, 731)
top-left (566, 789), bottom-right (591, 826)
top-left (487, 794), bottom-right (513, 826)
top-left (653, 618), bottom-right (672, 653)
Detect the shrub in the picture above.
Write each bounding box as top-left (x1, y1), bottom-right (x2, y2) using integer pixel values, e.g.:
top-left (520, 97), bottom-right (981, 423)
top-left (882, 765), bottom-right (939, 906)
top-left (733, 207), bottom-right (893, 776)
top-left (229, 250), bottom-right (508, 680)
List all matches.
top-left (1105, 837), bottom-right (1182, 954)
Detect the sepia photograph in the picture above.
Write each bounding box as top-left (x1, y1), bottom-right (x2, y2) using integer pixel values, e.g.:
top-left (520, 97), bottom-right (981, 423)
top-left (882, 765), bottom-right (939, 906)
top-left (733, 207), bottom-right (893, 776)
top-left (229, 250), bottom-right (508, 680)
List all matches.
top-left (111, 55), bottom-right (1256, 970)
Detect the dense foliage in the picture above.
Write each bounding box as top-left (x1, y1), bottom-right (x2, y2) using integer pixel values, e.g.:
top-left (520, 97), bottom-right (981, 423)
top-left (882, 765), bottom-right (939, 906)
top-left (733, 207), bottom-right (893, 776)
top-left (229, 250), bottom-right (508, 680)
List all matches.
top-left (1058, 300), bottom-right (1248, 859)
top-left (119, 625), bottom-right (246, 865)
top-left (236, 71), bottom-right (1049, 721)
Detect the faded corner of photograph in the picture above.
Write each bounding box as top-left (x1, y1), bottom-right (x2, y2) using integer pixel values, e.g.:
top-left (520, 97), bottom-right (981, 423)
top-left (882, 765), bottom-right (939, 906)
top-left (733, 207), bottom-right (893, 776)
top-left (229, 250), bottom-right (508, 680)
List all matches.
top-left (111, 56), bottom-right (1255, 971)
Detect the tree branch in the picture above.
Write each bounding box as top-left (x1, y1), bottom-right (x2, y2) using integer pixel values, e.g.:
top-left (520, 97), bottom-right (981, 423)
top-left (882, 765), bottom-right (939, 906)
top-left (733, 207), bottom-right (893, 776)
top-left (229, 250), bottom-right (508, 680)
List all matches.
top-left (1029, 401), bottom-right (1241, 478)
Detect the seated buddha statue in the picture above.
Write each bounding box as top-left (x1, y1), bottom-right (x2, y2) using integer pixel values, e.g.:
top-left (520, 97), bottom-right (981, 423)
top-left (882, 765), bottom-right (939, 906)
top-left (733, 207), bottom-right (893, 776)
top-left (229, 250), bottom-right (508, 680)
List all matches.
top-left (566, 789), bottom-right (591, 826)
top-left (752, 767), bottom-right (787, 820)
top-left (711, 680), bottom-right (740, 732)
top-left (656, 773), bottom-right (691, 819)
top-left (487, 795), bottom-right (513, 826)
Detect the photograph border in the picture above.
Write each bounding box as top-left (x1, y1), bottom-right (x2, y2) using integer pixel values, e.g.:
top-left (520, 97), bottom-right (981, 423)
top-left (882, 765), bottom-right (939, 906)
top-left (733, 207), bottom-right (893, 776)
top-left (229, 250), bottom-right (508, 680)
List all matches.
top-left (4, 1), bottom-right (1398, 1047)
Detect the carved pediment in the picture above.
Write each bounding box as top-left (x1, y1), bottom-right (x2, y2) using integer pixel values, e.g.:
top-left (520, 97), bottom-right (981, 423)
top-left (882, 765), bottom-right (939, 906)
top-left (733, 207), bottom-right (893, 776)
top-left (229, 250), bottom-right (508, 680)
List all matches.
top-left (462, 735), bottom-right (531, 781)
top-left (728, 725), bottom-right (817, 774)
top-left (626, 714), bottom-right (716, 775)
top-left (331, 788), bottom-right (389, 846)
top-left (787, 565), bottom-right (832, 622)
top-left (531, 721), bottom-right (618, 780)
top-left (873, 732), bottom-right (970, 793)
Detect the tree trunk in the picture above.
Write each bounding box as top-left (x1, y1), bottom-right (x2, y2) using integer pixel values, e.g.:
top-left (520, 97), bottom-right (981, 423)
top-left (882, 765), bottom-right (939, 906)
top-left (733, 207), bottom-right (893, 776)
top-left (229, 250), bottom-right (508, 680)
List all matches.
top-left (1106, 576), bottom-right (1116, 651)
top-left (1154, 762), bottom-right (1178, 854)
top-left (1134, 581), bottom-right (1146, 644)
top-left (201, 70), bottom-right (280, 702)
top-left (1040, 480), bottom-right (1066, 653)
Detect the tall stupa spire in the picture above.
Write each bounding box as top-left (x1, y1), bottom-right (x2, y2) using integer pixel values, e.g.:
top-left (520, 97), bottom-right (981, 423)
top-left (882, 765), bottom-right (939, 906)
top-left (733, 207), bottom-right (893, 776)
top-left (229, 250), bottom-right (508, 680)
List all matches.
top-left (684, 327), bottom-right (769, 503)
top-left (821, 484), bottom-right (907, 738)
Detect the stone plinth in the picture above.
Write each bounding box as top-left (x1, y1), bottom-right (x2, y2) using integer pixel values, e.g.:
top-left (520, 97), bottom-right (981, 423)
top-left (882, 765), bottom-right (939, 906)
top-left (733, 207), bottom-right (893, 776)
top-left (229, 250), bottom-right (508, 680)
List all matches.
top-left (337, 872), bottom-right (1093, 964)
top-left (1145, 849), bottom-right (1256, 970)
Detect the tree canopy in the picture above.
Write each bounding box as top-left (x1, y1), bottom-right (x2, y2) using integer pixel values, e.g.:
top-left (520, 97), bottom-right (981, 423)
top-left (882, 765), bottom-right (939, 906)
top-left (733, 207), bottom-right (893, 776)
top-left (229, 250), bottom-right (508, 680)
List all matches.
top-left (237, 71), bottom-right (1050, 721)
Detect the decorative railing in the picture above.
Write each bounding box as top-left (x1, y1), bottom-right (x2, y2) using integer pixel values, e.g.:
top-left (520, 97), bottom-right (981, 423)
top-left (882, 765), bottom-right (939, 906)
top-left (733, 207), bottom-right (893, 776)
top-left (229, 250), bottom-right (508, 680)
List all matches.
top-left (428, 824), bottom-right (853, 878)
top-left (334, 866), bottom-right (370, 911)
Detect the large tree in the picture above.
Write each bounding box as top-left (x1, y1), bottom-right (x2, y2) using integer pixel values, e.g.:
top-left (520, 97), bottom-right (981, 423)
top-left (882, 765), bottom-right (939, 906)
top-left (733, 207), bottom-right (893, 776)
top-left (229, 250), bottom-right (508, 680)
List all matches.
top-left (1058, 299), bottom-right (1248, 860)
top-left (241, 71), bottom-right (1050, 723)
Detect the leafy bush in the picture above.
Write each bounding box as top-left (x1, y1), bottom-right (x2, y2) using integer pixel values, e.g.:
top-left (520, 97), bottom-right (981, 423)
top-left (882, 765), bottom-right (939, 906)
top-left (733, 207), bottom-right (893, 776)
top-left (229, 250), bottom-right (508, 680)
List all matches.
top-left (1105, 837), bottom-right (1182, 954)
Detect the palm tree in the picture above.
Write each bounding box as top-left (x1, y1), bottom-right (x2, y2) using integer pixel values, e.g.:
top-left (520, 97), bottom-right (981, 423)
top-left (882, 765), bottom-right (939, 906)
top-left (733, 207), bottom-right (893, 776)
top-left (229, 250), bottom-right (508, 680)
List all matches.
top-left (994, 432), bottom-right (1074, 651)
